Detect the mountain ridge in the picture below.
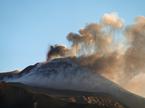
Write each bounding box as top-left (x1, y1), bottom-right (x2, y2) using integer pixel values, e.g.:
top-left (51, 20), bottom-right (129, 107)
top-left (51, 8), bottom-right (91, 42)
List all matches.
top-left (0, 57), bottom-right (145, 108)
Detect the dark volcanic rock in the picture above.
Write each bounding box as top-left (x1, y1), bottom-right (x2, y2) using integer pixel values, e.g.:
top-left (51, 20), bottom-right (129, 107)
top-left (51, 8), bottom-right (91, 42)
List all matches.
top-left (0, 82), bottom-right (126, 108)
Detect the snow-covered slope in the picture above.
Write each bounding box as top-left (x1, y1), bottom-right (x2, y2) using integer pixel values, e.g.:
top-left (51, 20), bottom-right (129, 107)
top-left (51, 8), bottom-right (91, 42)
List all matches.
top-left (1, 57), bottom-right (145, 108)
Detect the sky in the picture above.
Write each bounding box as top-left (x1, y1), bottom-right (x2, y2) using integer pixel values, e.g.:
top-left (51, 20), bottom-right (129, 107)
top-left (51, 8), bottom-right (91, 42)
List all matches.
top-left (0, 0), bottom-right (145, 72)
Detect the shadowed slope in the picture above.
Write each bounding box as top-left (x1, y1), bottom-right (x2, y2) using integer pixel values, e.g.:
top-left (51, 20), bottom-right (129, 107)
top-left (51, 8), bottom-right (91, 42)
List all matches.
top-left (0, 82), bottom-right (126, 108)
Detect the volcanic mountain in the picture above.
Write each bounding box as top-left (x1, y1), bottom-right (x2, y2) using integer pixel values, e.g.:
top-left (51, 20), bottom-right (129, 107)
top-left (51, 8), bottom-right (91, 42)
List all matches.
top-left (0, 57), bottom-right (145, 108)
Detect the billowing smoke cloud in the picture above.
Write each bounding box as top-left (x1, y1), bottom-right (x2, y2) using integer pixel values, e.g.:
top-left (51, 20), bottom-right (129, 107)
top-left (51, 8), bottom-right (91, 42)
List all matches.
top-left (101, 12), bottom-right (124, 28)
top-left (66, 13), bottom-right (125, 82)
top-left (124, 16), bottom-right (145, 78)
top-left (48, 13), bottom-right (145, 97)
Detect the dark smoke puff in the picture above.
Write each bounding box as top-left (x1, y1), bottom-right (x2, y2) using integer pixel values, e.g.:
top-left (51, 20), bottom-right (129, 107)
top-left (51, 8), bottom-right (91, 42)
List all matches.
top-left (47, 45), bottom-right (69, 61)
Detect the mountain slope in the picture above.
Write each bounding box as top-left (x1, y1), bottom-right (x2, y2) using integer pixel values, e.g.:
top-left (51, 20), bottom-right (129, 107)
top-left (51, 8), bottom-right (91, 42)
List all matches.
top-left (1, 57), bottom-right (145, 108)
top-left (0, 82), bottom-right (126, 108)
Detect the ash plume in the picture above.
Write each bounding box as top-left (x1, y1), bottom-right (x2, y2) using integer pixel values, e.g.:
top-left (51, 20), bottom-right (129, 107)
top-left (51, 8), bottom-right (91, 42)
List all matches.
top-left (48, 13), bottom-right (145, 97)
top-left (124, 16), bottom-right (145, 78)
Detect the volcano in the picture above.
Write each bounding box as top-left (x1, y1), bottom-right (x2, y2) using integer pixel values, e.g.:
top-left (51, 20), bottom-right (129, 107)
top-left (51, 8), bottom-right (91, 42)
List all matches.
top-left (0, 57), bottom-right (145, 108)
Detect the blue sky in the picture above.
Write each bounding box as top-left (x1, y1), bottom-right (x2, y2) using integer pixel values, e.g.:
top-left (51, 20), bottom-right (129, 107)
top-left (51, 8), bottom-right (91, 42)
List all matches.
top-left (0, 0), bottom-right (145, 71)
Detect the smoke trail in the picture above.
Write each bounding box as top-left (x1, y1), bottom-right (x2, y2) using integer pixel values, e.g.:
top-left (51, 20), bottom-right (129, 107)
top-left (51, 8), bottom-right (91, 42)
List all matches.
top-left (36, 12), bottom-right (145, 97)
top-left (47, 13), bottom-right (145, 97)
top-left (66, 12), bottom-right (125, 83)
